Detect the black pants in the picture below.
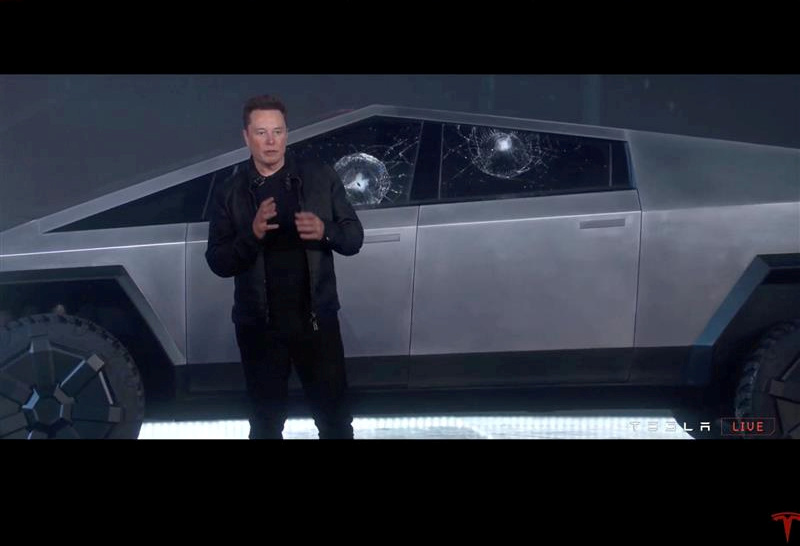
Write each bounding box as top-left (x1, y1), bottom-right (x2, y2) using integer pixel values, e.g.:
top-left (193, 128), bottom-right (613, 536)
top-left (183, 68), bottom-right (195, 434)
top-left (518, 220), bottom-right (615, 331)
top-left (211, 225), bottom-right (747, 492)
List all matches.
top-left (235, 315), bottom-right (353, 439)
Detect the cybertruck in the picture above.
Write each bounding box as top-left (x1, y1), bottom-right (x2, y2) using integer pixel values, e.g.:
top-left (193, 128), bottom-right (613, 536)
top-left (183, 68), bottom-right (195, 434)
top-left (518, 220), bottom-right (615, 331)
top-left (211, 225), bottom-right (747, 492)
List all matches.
top-left (1, 105), bottom-right (798, 439)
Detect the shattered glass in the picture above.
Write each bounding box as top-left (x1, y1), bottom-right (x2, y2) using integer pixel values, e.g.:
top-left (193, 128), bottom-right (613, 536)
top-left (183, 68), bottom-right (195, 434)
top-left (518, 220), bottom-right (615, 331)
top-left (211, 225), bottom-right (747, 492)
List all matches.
top-left (334, 152), bottom-right (391, 206)
top-left (442, 124), bottom-right (612, 200)
top-left (290, 117), bottom-right (422, 208)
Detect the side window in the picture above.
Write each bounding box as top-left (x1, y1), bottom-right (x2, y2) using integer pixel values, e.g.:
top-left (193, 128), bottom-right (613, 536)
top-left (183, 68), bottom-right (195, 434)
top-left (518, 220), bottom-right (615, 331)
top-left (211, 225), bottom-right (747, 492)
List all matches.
top-left (290, 116), bottom-right (423, 209)
top-left (51, 164), bottom-right (240, 232)
top-left (441, 123), bottom-right (631, 201)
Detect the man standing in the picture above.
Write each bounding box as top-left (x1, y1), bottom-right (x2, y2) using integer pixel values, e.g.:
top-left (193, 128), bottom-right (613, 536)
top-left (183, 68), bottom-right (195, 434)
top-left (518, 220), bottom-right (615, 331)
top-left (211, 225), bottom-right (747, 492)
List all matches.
top-left (205, 95), bottom-right (364, 439)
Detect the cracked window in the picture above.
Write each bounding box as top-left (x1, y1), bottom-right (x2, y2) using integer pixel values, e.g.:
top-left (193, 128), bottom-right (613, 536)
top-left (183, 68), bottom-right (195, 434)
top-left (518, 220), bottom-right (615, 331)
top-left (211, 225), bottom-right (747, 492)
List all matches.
top-left (441, 124), bottom-right (627, 201)
top-left (290, 117), bottom-right (422, 209)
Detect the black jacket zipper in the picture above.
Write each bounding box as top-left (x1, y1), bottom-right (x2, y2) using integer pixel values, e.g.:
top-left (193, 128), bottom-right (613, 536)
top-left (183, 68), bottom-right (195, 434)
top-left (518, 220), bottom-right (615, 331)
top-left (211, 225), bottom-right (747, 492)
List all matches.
top-left (292, 174), bottom-right (319, 332)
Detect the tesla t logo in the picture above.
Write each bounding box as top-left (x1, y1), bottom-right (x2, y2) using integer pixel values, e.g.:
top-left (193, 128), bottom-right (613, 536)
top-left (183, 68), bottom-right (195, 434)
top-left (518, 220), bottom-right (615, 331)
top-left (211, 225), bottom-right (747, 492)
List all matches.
top-left (773, 513), bottom-right (800, 542)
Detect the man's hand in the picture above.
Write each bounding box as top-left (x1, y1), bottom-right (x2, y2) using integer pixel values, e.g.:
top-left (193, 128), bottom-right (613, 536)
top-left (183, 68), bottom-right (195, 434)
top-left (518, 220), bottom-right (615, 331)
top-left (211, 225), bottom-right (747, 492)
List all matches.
top-left (295, 212), bottom-right (325, 241)
top-left (252, 197), bottom-right (279, 239)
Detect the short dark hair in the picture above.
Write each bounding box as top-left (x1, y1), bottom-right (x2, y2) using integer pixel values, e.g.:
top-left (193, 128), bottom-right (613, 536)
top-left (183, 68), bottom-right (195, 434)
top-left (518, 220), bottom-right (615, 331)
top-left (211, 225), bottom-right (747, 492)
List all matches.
top-left (243, 95), bottom-right (287, 129)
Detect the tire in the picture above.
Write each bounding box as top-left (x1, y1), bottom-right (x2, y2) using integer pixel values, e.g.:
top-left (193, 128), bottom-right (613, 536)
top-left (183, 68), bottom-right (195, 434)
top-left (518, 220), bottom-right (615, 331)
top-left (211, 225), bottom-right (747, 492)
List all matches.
top-left (0, 314), bottom-right (145, 439)
top-left (734, 320), bottom-right (800, 439)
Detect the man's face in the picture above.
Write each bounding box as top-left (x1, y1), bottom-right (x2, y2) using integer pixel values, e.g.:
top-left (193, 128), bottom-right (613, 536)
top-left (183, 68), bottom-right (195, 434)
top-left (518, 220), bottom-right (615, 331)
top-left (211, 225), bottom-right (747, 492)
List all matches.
top-left (243, 109), bottom-right (288, 171)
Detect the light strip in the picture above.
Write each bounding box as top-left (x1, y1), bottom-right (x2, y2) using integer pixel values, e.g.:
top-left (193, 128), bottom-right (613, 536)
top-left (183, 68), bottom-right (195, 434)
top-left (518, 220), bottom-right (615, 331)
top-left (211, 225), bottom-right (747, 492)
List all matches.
top-left (137, 415), bottom-right (694, 440)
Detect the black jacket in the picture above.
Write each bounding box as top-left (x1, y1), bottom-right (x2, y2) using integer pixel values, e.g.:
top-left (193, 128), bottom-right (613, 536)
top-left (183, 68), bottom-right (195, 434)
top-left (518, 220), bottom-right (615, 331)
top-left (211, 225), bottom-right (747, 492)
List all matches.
top-left (205, 152), bottom-right (364, 325)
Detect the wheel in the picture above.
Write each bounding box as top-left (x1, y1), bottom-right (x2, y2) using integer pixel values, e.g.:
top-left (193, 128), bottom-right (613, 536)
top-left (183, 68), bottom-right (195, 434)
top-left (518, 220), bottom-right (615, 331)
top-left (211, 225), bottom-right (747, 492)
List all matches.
top-left (734, 320), bottom-right (800, 438)
top-left (0, 314), bottom-right (145, 439)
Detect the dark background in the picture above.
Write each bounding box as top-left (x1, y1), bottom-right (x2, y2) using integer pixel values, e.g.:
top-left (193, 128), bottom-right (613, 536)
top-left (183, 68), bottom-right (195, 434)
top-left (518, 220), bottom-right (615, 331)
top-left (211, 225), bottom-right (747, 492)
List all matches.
top-left (1, 74), bottom-right (798, 231)
top-left (2, 73), bottom-right (796, 530)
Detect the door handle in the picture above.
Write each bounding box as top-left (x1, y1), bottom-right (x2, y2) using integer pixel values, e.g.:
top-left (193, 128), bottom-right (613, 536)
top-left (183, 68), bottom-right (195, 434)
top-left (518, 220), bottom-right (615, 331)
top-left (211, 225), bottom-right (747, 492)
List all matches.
top-left (364, 233), bottom-right (401, 244)
top-left (579, 218), bottom-right (626, 230)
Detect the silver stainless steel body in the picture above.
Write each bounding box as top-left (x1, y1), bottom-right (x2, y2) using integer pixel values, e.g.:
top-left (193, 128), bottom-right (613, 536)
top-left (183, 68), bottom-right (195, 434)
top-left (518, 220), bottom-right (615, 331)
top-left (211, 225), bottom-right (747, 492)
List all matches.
top-left (2, 105), bottom-right (798, 392)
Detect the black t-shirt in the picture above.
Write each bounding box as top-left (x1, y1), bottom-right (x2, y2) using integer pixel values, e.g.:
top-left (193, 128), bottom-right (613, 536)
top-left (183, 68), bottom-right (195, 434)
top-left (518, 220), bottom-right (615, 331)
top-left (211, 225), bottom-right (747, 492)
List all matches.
top-left (253, 164), bottom-right (311, 334)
